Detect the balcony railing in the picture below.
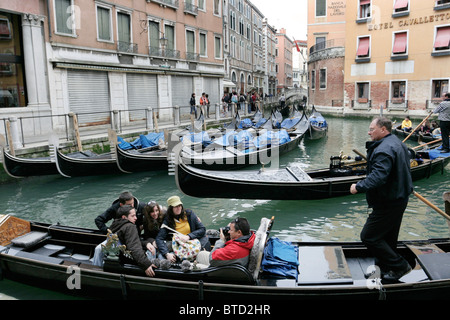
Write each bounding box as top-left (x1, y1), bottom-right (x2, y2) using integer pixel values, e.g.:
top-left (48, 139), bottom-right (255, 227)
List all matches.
top-left (150, 0), bottom-right (179, 9)
top-left (186, 51), bottom-right (199, 61)
top-left (149, 46), bottom-right (181, 59)
top-left (184, 1), bottom-right (198, 15)
top-left (117, 41), bottom-right (138, 54)
top-left (309, 38), bottom-right (345, 55)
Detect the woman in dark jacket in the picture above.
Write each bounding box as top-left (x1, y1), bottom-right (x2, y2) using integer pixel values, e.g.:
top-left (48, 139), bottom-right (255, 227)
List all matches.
top-left (156, 196), bottom-right (209, 262)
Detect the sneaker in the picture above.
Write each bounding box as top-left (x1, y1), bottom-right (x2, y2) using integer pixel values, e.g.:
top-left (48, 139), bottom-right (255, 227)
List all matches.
top-left (382, 264), bottom-right (412, 283)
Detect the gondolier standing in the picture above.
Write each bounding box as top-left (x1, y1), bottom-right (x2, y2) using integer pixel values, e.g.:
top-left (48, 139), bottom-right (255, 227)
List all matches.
top-left (433, 92), bottom-right (450, 153)
top-left (350, 117), bottom-right (413, 283)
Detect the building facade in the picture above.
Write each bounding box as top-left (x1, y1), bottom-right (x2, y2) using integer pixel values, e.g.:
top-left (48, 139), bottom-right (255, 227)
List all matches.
top-left (292, 39), bottom-right (308, 90)
top-left (307, 0), bottom-right (346, 107)
top-left (344, 0), bottom-right (450, 113)
top-left (275, 28), bottom-right (293, 92)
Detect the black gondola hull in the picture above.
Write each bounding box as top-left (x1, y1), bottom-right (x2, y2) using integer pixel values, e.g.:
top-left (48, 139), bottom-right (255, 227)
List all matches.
top-left (176, 154), bottom-right (450, 200)
top-left (115, 146), bottom-right (168, 173)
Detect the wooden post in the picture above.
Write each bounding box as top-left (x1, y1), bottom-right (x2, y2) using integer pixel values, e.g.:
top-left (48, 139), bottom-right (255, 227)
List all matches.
top-left (72, 113), bottom-right (82, 151)
top-left (5, 120), bottom-right (14, 156)
top-left (153, 110), bottom-right (159, 133)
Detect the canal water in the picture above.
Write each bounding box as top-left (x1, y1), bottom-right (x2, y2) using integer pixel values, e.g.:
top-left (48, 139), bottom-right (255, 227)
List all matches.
top-left (1, 115), bottom-right (449, 299)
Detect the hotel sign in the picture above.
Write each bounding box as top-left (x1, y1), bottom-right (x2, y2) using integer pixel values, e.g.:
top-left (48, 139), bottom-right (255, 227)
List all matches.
top-left (368, 13), bottom-right (450, 31)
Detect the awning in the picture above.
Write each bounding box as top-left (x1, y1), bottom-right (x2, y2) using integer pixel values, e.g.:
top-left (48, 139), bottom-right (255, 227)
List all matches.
top-left (434, 27), bottom-right (450, 49)
top-left (223, 80), bottom-right (236, 87)
top-left (394, 0), bottom-right (408, 10)
top-left (360, 0), bottom-right (370, 5)
top-left (393, 32), bottom-right (407, 54)
top-left (356, 37), bottom-right (370, 56)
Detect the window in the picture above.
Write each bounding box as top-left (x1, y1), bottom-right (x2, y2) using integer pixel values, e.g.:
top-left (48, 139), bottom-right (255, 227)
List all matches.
top-left (358, 0), bottom-right (371, 20)
top-left (432, 79), bottom-right (449, 98)
top-left (213, 0), bottom-right (220, 15)
top-left (393, 0), bottom-right (409, 13)
top-left (200, 32), bottom-right (207, 56)
top-left (392, 31), bottom-right (408, 56)
top-left (391, 81), bottom-right (406, 100)
top-left (215, 36), bottom-right (221, 59)
top-left (117, 11), bottom-right (132, 51)
top-left (357, 82), bottom-right (370, 102)
top-left (198, 0), bottom-right (205, 11)
top-left (311, 70), bottom-right (316, 90)
top-left (149, 21), bottom-right (160, 50)
top-left (316, 0), bottom-right (326, 17)
top-left (0, 13), bottom-right (27, 108)
top-left (356, 36), bottom-right (370, 59)
top-left (433, 26), bottom-right (450, 51)
top-left (55, 0), bottom-right (74, 35)
top-left (319, 68), bottom-right (326, 89)
top-left (186, 29), bottom-right (195, 54)
top-left (96, 5), bottom-right (112, 42)
top-left (165, 24), bottom-right (175, 51)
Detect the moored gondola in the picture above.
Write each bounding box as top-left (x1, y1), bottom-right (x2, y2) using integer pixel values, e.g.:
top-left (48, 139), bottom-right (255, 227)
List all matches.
top-left (1, 146), bottom-right (58, 178)
top-left (175, 145), bottom-right (450, 200)
top-left (179, 114), bottom-right (310, 170)
top-left (307, 106), bottom-right (328, 140)
top-left (54, 146), bottom-right (122, 178)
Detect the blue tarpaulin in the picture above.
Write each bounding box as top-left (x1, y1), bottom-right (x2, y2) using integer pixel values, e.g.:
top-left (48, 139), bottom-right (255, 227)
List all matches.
top-left (238, 118), bottom-right (253, 129)
top-left (252, 130), bottom-right (290, 148)
top-left (261, 237), bottom-right (299, 279)
top-left (181, 131), bottom-right (212, 146)
top-left (117, 132), bottom-right (164, 150)
top-left (281, 117), bottom-right (301, 129)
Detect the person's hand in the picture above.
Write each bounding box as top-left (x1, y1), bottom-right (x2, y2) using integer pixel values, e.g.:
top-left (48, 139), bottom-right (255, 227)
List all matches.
top-left (350, 184), bottom-right (358, 195)
top-left (147, 243), bottom-right (156, 256)
top-left (219, 228), bottom-right (226, 242)
top-left (145, 265), bottom-right (156, 277)
top-left (166, 253), bottom-right (176, 263)
top-left (179, 234), bottom-right (190, 242)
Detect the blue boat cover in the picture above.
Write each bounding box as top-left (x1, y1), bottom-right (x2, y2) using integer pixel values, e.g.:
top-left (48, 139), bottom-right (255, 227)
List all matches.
top-left (254, 118), bottom-right (267, 128)
top-left (253, 130), bottom-right (290, 148)
top-left (309, 115), bottom-right (328, 128)
top-left (281, 117), bottom-right (301, 129)
top-left (117, 132), bottom-right (165, 150)
top-left (428, 145), bottom-right (450, 160)
top-left (238, 118), bottom-right (253, 129)
top-left (182, 131), bottom-right (212, 146)
top-left (261, 237), bottom-right (299, 279)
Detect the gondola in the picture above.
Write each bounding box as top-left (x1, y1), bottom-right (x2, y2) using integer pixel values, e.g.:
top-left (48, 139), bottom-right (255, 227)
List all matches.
top-left (2, 209), bottom-right (450, 300)
top-left (115, 145), bottom-right (168, 173)
top-left (175, 145), bottom-right (450, 200)
top-left (392, 125), bottom-right (441, 143)
top-left (179, 114), bottom-right (310, 170)
top-left (1, 146), bottom-right (58, 178)
top-left (307, 106), bottom-right (328, 140)
top-left (54, 146), bottom-right (122, 178)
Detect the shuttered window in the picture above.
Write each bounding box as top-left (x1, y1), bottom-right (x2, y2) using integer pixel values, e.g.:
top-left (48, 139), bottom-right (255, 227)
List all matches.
top-left (127, 74), bottom-right (158, 121)
top-left (67, 70), bottom-right (110, 125)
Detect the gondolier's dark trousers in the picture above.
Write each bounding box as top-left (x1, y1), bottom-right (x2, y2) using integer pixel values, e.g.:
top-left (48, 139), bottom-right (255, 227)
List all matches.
top-left (440, 120), bottom-right (450, 151)
top-left (360, 201), bottom-right (409, 272)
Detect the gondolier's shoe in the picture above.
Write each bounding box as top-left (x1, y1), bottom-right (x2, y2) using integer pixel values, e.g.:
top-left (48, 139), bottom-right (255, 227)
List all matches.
top-left (440, 149), bottom-right (449, 153)
top-left (381, 264), bottom-right (412, 283)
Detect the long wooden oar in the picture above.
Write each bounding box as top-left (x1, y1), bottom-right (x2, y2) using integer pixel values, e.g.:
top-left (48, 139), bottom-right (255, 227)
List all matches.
top-left (412, 138), bottom-right (442, 150)
top-left (413, 191), bottom-right (450, 222)
top-left (402, 112), bottom-right (433, 143)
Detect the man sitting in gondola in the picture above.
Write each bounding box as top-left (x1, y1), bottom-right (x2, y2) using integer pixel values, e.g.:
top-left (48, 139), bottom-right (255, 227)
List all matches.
top-left (94, 191), bottom-right (145, 234)
top-left (196, 217), bottom-right (255, 268)
top-left (109, 205), bottom-right (157, 277)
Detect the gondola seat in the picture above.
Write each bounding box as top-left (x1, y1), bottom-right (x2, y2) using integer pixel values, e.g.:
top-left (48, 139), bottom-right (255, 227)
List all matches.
top-left (10, 231), bottom-right (48, 250)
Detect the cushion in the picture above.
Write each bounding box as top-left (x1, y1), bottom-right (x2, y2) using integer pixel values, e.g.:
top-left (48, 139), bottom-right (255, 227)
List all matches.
top-left (11, 231), bottom-right (48, 249)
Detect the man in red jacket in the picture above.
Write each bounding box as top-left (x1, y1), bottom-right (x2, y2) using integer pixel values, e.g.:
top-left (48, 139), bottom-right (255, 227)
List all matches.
top-left (196, 217), bottom-right (255, 268)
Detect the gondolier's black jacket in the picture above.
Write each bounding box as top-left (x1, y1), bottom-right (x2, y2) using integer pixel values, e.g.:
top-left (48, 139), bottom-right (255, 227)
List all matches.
top-left (355, 134), bottom-right (413, 208)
